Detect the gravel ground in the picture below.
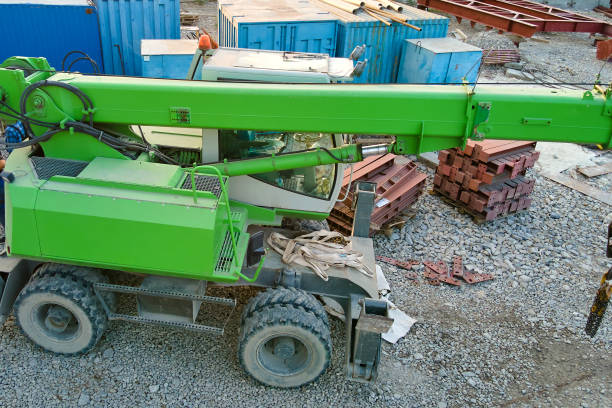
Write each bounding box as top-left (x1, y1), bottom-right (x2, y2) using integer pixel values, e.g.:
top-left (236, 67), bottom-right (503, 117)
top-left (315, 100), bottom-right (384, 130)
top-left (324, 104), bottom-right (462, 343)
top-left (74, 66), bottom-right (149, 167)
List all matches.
top-left (2, 166), bottom-right (610, 408)
top-left (1, 1), bottom-right (612, 407)
top-left (450, 10), bottom-right (612, 85)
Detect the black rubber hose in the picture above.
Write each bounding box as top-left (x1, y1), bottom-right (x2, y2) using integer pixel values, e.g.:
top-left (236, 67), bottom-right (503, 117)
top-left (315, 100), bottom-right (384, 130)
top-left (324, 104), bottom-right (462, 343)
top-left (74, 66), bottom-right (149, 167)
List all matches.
top-left (0, 100), bottom-right (57, 128)
top-left (19, 80), bottom-right (94, 138)
top-left (62, 50), bottom-right (100, 73)
top-left (0, 128), bottom-right (62, 149)
top-left (66, 56), bottom-right (100, 74)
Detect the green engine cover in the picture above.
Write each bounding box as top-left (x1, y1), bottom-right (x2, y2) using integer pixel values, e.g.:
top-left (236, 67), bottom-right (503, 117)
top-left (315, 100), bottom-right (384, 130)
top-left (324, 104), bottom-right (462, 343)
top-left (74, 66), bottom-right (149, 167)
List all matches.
top-left (6, 150), bottom-right (245, 282)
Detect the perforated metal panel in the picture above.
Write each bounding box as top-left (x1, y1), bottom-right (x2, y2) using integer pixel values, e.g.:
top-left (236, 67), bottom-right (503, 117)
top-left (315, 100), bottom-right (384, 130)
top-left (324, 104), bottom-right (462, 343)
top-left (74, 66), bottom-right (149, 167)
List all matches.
top-left (30, 156), bottom-right (88, 180)
top-left (215, 229), bottom-right (238, 275)
top-left (180, 174), bottom-right (222, 199)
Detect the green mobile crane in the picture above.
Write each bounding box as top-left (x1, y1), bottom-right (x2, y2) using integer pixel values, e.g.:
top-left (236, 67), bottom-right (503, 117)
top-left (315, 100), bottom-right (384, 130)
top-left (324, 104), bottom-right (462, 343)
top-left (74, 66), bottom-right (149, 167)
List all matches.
top-left (0, 56), bottom-right (610, 388)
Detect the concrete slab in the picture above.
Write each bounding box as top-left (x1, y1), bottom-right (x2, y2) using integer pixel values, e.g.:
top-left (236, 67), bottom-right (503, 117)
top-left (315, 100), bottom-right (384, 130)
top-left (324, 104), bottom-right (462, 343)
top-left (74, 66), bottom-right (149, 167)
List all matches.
top-left (534, 142), bottom-right (600, 174)
top-left (417, 151), bottom-right (439, 169)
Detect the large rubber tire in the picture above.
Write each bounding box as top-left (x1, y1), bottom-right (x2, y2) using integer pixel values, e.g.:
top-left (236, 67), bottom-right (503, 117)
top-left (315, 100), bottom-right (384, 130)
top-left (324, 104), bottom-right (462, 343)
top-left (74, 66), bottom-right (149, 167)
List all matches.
top-left (14, 275), bottom-right (107, 355)
top-left (241, 287), bottom-right (329, 327)
top-left (239, 304), bottom-right (332, 388)
top-left (35, 263), bottom-right (116, 312)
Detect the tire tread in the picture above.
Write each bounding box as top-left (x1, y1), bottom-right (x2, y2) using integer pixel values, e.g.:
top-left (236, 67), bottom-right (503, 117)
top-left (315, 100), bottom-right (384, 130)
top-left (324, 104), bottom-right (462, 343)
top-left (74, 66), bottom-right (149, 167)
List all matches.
top-left (241, 287), bottom-right (328, 327)
top-left (239, 304), bottom-right (331, 388)
top-left (14, 274), bottom-right (107, 356)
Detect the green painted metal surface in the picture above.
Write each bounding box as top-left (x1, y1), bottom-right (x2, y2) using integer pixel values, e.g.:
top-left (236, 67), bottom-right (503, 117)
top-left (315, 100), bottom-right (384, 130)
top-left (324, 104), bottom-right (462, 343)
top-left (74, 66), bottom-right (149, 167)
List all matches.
top-left (206, 144), bottom-right (361, 177)
top-left (9, 72), bottom-right (608, 151)
top-left (1, 58), bottom-right (611, 284)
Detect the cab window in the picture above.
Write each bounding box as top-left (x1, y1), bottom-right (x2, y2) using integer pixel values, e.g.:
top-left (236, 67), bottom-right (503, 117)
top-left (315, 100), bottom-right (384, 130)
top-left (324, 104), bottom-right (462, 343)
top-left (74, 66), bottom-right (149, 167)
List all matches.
top-left (218, 130), bottom-right (336, 199)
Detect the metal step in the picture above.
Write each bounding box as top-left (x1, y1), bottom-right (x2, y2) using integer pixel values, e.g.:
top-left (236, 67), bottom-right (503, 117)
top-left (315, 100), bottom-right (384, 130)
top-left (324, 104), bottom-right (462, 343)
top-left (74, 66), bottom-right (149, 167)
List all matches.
top-left (93, 282), bottom-right (235, 335)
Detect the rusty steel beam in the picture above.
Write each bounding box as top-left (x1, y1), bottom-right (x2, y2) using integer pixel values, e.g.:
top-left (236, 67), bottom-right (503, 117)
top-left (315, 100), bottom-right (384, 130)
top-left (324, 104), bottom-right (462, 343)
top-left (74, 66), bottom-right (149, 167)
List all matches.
top-left (418, 0), bottom-right (612, 36)
top-left (484, 0), bottom-right (598, 22)
top-left (418, 0), bottom-right (538, 37)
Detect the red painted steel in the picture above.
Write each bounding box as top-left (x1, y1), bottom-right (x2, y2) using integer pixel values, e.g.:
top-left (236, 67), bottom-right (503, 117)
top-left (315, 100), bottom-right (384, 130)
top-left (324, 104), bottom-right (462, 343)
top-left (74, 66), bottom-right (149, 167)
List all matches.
top-left (328, 158), bottom-right (426, 236)
top-left (418, 0), bottom-right (538, 37)
top-left (418, 0), bottom-right (612, 37)
top-left (597, 39), bottom-right (612, 61)
top-left (433, 139), bottom-right (539, 222)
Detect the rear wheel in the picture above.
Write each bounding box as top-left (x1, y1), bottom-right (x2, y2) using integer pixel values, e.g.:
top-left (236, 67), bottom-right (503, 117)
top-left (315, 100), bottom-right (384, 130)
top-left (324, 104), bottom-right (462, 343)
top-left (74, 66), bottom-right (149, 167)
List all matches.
top-left (239, 304), bottom-right (331, 388)
top-left (14, 274), bottom-right (107, 355)
top-left (241, 287), bottom-right (329, 327)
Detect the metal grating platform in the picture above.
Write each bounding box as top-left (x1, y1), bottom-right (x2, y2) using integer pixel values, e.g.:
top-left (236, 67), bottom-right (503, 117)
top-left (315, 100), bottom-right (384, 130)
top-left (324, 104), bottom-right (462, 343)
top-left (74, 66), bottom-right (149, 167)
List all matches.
top-left (30, 156), bottom-right (89, 180)
top-left (180, 174), bottom-right (222, 199)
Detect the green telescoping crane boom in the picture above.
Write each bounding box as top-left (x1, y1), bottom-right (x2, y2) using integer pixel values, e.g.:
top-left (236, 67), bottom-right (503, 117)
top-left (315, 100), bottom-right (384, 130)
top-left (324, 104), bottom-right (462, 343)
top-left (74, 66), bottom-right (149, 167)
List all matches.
top-left (0, 56), bottom-right (610, 388)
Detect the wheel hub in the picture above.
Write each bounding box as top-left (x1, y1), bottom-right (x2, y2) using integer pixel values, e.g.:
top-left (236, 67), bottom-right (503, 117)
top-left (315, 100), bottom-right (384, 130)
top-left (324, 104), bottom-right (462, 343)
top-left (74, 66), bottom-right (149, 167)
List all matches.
top-left (44, 305), bottom-right (73, 333)
top-left (258, 334), bottom-right (310, 376)
top-left (273, 337), bottom-right (296, 359)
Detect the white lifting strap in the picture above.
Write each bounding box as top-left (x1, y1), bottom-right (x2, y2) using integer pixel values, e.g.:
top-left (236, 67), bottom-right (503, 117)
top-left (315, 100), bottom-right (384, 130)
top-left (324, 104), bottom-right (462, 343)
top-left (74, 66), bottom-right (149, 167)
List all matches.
top-left (267, 230), bottom-right (374, 281)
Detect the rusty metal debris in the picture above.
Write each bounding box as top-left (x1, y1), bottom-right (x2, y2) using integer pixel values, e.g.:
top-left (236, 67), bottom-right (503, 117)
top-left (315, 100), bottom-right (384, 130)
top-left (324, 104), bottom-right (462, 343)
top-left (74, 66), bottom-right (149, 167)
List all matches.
top-left (376, 256), bottom-right (419, 279)
top-left (452, 256), bottom-right (493, 284)
top-left (423, 260), bottom-right (463, 286)
top-left (424, 257), bottom-right (493, 286)
top-left (377, 255), bottom-right (493, 285)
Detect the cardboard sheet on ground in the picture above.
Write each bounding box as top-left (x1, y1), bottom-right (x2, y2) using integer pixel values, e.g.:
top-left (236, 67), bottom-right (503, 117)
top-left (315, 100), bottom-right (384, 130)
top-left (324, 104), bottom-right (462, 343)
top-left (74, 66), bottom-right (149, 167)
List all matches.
top-left (376, 265), bottom-right (417, 344)
top-left (321, 264), bottom-right (416, 343)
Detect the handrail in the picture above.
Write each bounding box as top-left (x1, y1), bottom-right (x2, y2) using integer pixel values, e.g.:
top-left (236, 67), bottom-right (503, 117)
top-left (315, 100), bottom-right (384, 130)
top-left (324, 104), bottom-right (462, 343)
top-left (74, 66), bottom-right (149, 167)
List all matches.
top-left (189, 165), bottom-right (238, 268)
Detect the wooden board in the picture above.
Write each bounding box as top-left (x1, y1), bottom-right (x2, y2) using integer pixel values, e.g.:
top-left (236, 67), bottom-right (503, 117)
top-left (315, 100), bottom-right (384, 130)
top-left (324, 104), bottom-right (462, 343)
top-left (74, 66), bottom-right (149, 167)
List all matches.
top-left (541, 172), bottom-right (612, 206)
top-left (577, 162), bottom-right (612, 178)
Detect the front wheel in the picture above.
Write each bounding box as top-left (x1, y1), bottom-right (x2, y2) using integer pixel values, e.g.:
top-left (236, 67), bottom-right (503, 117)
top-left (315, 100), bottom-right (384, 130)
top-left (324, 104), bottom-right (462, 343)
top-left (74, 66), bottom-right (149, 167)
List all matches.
top-left (239, 304), bottom-right (332, 388)
top-left (14, 275), bottom-right (107, 355)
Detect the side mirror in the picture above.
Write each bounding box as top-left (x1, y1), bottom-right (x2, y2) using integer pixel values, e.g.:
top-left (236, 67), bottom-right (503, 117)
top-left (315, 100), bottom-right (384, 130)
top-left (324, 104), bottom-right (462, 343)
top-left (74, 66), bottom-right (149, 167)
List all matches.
top-left (349, 45), bottom-right (366, 61)
top-left (352, 60), bottom-right (367, 78)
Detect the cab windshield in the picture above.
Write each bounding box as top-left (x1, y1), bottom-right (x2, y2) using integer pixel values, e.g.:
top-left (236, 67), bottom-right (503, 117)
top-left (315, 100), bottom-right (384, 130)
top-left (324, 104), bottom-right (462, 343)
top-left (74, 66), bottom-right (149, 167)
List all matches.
top-left (218, 130), bottom-right (336, 200)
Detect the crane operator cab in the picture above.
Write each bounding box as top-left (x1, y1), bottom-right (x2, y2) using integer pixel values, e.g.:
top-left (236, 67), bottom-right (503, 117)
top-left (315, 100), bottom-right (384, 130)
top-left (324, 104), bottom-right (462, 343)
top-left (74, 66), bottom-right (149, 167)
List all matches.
top-left (136, 46), bottom-right (367, 214)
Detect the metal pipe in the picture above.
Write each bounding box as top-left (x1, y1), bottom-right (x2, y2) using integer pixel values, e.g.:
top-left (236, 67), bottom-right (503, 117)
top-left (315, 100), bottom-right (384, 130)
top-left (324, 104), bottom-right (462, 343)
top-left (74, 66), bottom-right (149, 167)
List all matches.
top-left (361, 144), bottom-right (390, 157)
top-left (199, 144), bottom-right (363, 177)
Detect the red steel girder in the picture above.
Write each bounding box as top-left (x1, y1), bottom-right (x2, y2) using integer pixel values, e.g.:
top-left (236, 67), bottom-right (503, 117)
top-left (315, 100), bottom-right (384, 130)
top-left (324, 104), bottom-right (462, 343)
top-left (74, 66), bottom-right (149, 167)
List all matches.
top-left (418, 0), bottom-right (612, 37)
top-left (486, 0), bottom-right (603, 22)
top-left (418, 0), bottom-right (538, 37)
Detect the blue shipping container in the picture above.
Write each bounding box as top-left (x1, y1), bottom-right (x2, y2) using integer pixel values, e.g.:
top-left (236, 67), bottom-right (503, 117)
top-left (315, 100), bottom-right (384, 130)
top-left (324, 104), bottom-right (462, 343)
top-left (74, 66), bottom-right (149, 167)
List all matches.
top-left (325, 4), bottom-right (449, 83)
top-left (0, 0), bottom-right (103, 73)
top-left (141, 39), bottom-right (198, 79)
top-left (96, 0), bottom-right (181, 76)
top-left (397, 38), bottom-right (482, 84)
top-left (218, 1), bottom-right (338, 56)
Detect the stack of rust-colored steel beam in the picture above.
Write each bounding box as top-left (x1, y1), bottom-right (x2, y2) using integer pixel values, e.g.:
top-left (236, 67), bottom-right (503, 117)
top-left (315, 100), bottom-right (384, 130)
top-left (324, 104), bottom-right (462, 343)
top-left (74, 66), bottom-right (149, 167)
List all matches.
top-left (482, 49), bottom-right (520, 64)
top-left (328, 155), bottom-right (427, 236)
top-left (418, 0), bottom-right (612, 38)
top-left (433, 140), bottom-right (539, 222)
